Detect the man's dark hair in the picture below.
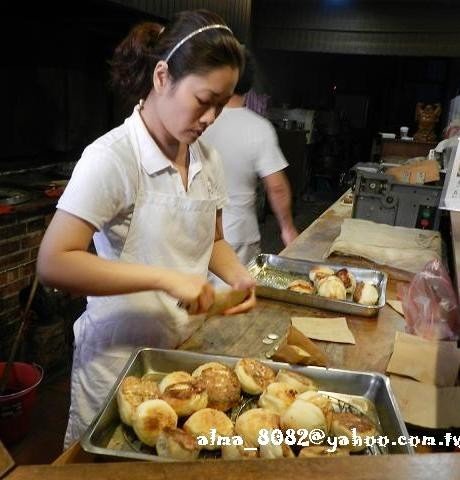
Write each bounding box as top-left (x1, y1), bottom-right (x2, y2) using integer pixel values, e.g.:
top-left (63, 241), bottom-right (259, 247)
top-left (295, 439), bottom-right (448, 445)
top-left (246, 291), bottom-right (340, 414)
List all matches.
top-left (234, 48), bottom-right (254, 95)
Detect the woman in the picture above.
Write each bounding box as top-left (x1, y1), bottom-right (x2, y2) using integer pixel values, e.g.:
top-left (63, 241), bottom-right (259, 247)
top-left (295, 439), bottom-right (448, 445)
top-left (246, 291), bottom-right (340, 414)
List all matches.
top-left (37, 9), bottom-right (256, 447)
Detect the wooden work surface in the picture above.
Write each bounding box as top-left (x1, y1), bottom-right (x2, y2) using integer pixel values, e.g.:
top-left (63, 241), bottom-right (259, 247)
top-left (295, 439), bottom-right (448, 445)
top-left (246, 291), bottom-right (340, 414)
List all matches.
top-left (8, 192), bottom-right (457, 479)
top-left (182, 192), bottom-right (406, 373)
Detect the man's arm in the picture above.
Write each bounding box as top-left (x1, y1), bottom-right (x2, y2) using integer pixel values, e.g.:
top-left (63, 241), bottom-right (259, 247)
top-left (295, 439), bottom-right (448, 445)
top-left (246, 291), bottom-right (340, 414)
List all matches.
top-left (263, 171), bottom-right (299, 246)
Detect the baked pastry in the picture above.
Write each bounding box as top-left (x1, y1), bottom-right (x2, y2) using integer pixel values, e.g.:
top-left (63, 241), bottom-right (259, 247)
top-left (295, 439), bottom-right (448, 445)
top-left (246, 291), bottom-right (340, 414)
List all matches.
top-left (132, 399), bottom-right (178, 447)
top-left (331, 411), bottom-right (378, 452)
top-left (258, 382), bottom-right (298, 415)
top-left (317, 275), bottom-right (347, 301)
top-left (298, 445), bottom-right (350, 457)
top-left (192, 362), bottom-right (241, 411)
top-left (296, 391), bottom-right (333, 432)
top-left (159, 371), bottom-right (193, 393)
top-left (221, 443), bottom-right (258, 460)
top-left (234, 408), bottom-right (280, 448)
top-left (183, 408), bottom-right (234, 451)
top-left (117, 375), bottom-right (160, 426)
top-left (161, 378), bottom-right (208, 416)
top-left (280, 398), bottom-right (327, 433)
top-left (335, 268), bottom-right (356, 295)
top-left (287, 279), bottom-right (315, 295)
top-left (275, 369), bottom-right (318, 393)
top-left (309, 266), bottom-right (335, 284)
top-left (234, 358), bottom-right (276, 395)
top-left (259, 442), bottom-right (295, 459)
top-left (353, 282), bottom-right (379, 306)
top-left (156, 427), bottom-right (200, 461)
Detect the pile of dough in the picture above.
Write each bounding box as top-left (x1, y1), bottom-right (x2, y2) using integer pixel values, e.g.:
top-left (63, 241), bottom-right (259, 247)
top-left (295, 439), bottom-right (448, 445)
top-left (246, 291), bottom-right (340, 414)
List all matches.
top-left (258, 382), bottom-right (298, 415)
top-left (234, 358), bottom-right (276, 395)
top-left (156, 427), bottom-right (200, 461)
top-left (132, 399), bottom-right (178, 447)
top-left (183, 408), bottom-right (234, 451)
top-left (275, 369), bottom-right (318, 393)
top-left (234, 408), bottom-right (279, 448)
top-left (161, 378), bottom-right (208, 416)
top-left (192, 362), bottom-right (241, 411)
top-left (117, 375), bottom-right (160, 426)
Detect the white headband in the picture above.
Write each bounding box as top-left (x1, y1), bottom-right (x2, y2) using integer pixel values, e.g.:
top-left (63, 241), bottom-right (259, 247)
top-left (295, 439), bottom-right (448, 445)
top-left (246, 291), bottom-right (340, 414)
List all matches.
top-left (164, 24), bottom-right (233, 63)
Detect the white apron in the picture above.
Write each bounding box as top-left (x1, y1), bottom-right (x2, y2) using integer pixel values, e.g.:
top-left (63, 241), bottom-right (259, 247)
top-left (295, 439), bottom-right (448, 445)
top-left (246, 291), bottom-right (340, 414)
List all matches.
top-left (64, 112), bottom-right (217, 448)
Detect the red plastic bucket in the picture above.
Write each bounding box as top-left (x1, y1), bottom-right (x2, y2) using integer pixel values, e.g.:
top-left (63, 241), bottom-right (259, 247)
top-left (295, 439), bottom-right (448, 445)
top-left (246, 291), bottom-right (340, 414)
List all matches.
top-left (0, 362), bottom-right (43, 445)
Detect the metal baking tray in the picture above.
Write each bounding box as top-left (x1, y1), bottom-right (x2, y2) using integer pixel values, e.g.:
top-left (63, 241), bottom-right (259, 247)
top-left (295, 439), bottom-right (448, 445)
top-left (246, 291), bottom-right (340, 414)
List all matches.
top-left (80, 348), bottom-right (412, 461)
top-left (247, 254), bottom-right (388, 317)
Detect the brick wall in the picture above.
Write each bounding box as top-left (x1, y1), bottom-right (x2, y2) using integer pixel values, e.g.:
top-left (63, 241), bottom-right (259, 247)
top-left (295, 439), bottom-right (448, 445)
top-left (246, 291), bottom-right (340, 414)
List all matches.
top-left (0, 205), bottom-right (55, 359)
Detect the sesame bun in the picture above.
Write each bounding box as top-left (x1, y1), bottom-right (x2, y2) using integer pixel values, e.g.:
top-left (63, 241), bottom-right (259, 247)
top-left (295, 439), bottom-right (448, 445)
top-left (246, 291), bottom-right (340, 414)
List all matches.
top-left (331, 412), bottom-right (378, 452)
top-left (159, 371), bottom-right (193, 393)
top-left (156, 427), bottom-right (200, 461)
top-left (258, 382), bottom-right (298, 415)
top-left (234, 408), bottom-right (280, 448)
top-left (234, 358), bottom-right (276, 395)
top-left (275, 369), bottom-right (318, 393)
top-left (192, 362), bottom-right (241, 411)
top-left (183, 408), bottom-right (234, 451)
top-left (117, 375), bottom-right (160, 426)
top-left (132, 399), bottom-right (178, 447)
top-left (161, 378), bottom-right (208, 416)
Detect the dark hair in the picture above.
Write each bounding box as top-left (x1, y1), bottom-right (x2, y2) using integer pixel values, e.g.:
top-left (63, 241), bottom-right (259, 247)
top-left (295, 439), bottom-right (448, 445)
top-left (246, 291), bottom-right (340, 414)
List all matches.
top-left (234, 48), bottom-right (254, 95)
top-left (110, 10), bottom-right (243, 104)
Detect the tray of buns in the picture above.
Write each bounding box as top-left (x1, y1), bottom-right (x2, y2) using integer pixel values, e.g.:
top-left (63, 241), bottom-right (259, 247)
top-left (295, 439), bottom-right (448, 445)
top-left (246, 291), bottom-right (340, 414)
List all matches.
top-left (247, 254), bottom-right (388, 317)
top-left (80, 348), bottom-right (412, 461)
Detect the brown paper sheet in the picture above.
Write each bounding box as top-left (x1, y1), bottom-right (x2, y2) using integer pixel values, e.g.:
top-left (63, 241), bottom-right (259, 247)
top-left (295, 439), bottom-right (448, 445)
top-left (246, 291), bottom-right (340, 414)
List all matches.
top-left (385, 159), bottom-right (440, 184)
top-left (390, 375), bottom-right (460, 429)
top-left (387, 300), bottom-right (404, 316)
top-left (386, 331), bottom-right (460, 387)
top-left (291, 316), bottom-right (355, 344)
top-left (272, 325), bottom-right (328, 367)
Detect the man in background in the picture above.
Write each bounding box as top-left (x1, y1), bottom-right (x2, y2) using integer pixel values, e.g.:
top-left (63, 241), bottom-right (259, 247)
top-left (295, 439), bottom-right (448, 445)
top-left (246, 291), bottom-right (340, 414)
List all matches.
top-left (202, 49), bottom-right (298, 268)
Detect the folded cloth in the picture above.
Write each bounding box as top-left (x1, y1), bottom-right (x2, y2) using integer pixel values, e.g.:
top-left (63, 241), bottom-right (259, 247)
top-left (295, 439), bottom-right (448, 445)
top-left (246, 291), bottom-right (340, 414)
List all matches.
top-left (324, 218), bottom-right (442, 274)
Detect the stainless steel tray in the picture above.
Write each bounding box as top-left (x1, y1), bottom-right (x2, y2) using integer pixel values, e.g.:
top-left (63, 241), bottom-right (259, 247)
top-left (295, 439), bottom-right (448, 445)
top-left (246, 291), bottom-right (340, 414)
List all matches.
top-left (80, 348), bottom-right (412, 461)
top-left (247, 254), bottom-right (388, 317)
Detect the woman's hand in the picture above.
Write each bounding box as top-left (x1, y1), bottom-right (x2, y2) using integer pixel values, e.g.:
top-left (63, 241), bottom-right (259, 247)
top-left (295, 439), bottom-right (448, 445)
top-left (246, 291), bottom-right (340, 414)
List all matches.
top-left (223, 272), bottom-right (257, 315)
top-left (162, 271), bottom-right (214, 315)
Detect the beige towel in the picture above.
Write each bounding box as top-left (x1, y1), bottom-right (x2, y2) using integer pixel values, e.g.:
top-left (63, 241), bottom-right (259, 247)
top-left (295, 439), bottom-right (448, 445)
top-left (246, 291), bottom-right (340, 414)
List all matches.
top-left (324, 218), bottom-right (441, 274)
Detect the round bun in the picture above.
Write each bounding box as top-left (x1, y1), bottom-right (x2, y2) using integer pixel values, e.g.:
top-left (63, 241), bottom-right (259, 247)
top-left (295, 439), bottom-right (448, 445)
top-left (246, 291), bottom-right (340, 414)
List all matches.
top-left (287, 279), bottom-right (315, 295)
top-left (298, 445), bottom-right (350, 457)
top-left (296, 391), bottom-right (333, 432)
top-left (159, 371), bottom-right (193, 393)
top-left (259, 442), bottom-right (295, 459)
top-left (331, 412), bottom-right (378, 452)
top-left (156, 427), bottom-right (200, 461)
top-left (183, 408), bottom-right (234, 451)
top-left (335, 268), bottom-right (356, 294)
top-left (353, 282), bottom-right (379, 306)
top-left (275, 369), bottom-right (318, 393)
top-left (317, 275), bottom-right (347, 300)
top-left (192, 362), bottom-right (241, 411)
top-left (234, 358), bottom-right (276, 395)
top-left (280, 399), bottom-right (327, 433)
top-left (132, 399), bottom-right (178, 447)
top-left (309, 266), bottom-right (335, 283)
top-left (234, 408), bottom-right (279, 448)
top-left (258, 382), bottom-right (297, 415)
top-left (117, 375), bottom-right (160, 426)
top-left (161, 378), bottom-right (208, 416)
top-left (221, 443), bottom-right (258, 460)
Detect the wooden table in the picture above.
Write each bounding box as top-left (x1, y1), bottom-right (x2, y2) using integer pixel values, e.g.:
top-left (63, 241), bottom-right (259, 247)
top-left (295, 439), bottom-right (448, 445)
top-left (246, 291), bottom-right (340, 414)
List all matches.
top-left (7, 193), bottom-right (459, 479)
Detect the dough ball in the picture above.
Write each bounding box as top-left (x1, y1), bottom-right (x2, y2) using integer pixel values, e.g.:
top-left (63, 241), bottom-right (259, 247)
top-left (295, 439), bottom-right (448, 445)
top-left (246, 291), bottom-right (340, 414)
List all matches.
top-left (287, 279), bottom-right (315, 295)
top-left (309, 266), bottom-right (335, 283)
top-left (331, 411), bottom-right (378, 452)
top-left (280, 399), bottom-right (327, 434)
top-left (298, 445), bottom-right (350, 457)
top-left (353, 282), bottom-right (379, 306)
top-left (161, 378), bottom-right (208, 416)
top-left (234, 408), bottom-right (280, 448)
top-left (335, 268), bottom-right (357, 295)
top-left (156, 427), bottom-right (200, 461)
top-left (221, 443), bottom-right (258, 460)
top-left (259, 442), bottom-right (295, 459)
top-left (159, 371), bottom-right (193, 393)
top-left (234, 358), bottom-right (276, 395)
top-left (296, 391), bottom-right (334, 432)
top-left (258, 382), bottom-right (298, 415)
top-left (317, 275), bottom-right (347, 300)
top-left (275, 369), bottom-right (318, 393)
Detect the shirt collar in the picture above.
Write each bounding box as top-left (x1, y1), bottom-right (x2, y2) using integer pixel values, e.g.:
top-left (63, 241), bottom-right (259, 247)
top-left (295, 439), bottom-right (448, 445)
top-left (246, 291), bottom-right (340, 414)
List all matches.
top-left (130, 106), bottom-right (203, 178)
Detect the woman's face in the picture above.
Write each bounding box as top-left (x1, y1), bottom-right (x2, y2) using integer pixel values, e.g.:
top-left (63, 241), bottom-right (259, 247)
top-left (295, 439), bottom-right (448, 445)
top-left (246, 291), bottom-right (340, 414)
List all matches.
top-left (159, 65), bottom-right (239, 144)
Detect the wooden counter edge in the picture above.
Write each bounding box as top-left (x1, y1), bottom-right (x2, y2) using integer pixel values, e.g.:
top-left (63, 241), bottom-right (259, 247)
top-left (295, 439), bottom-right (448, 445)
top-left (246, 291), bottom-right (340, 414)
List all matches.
top-left (6, 453), bottom-right (460, 480)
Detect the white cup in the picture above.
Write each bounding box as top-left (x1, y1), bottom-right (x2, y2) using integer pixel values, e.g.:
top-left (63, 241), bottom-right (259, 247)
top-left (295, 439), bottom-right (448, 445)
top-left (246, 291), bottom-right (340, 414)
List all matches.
top-left (400, 126), bottom-right (409, 138)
